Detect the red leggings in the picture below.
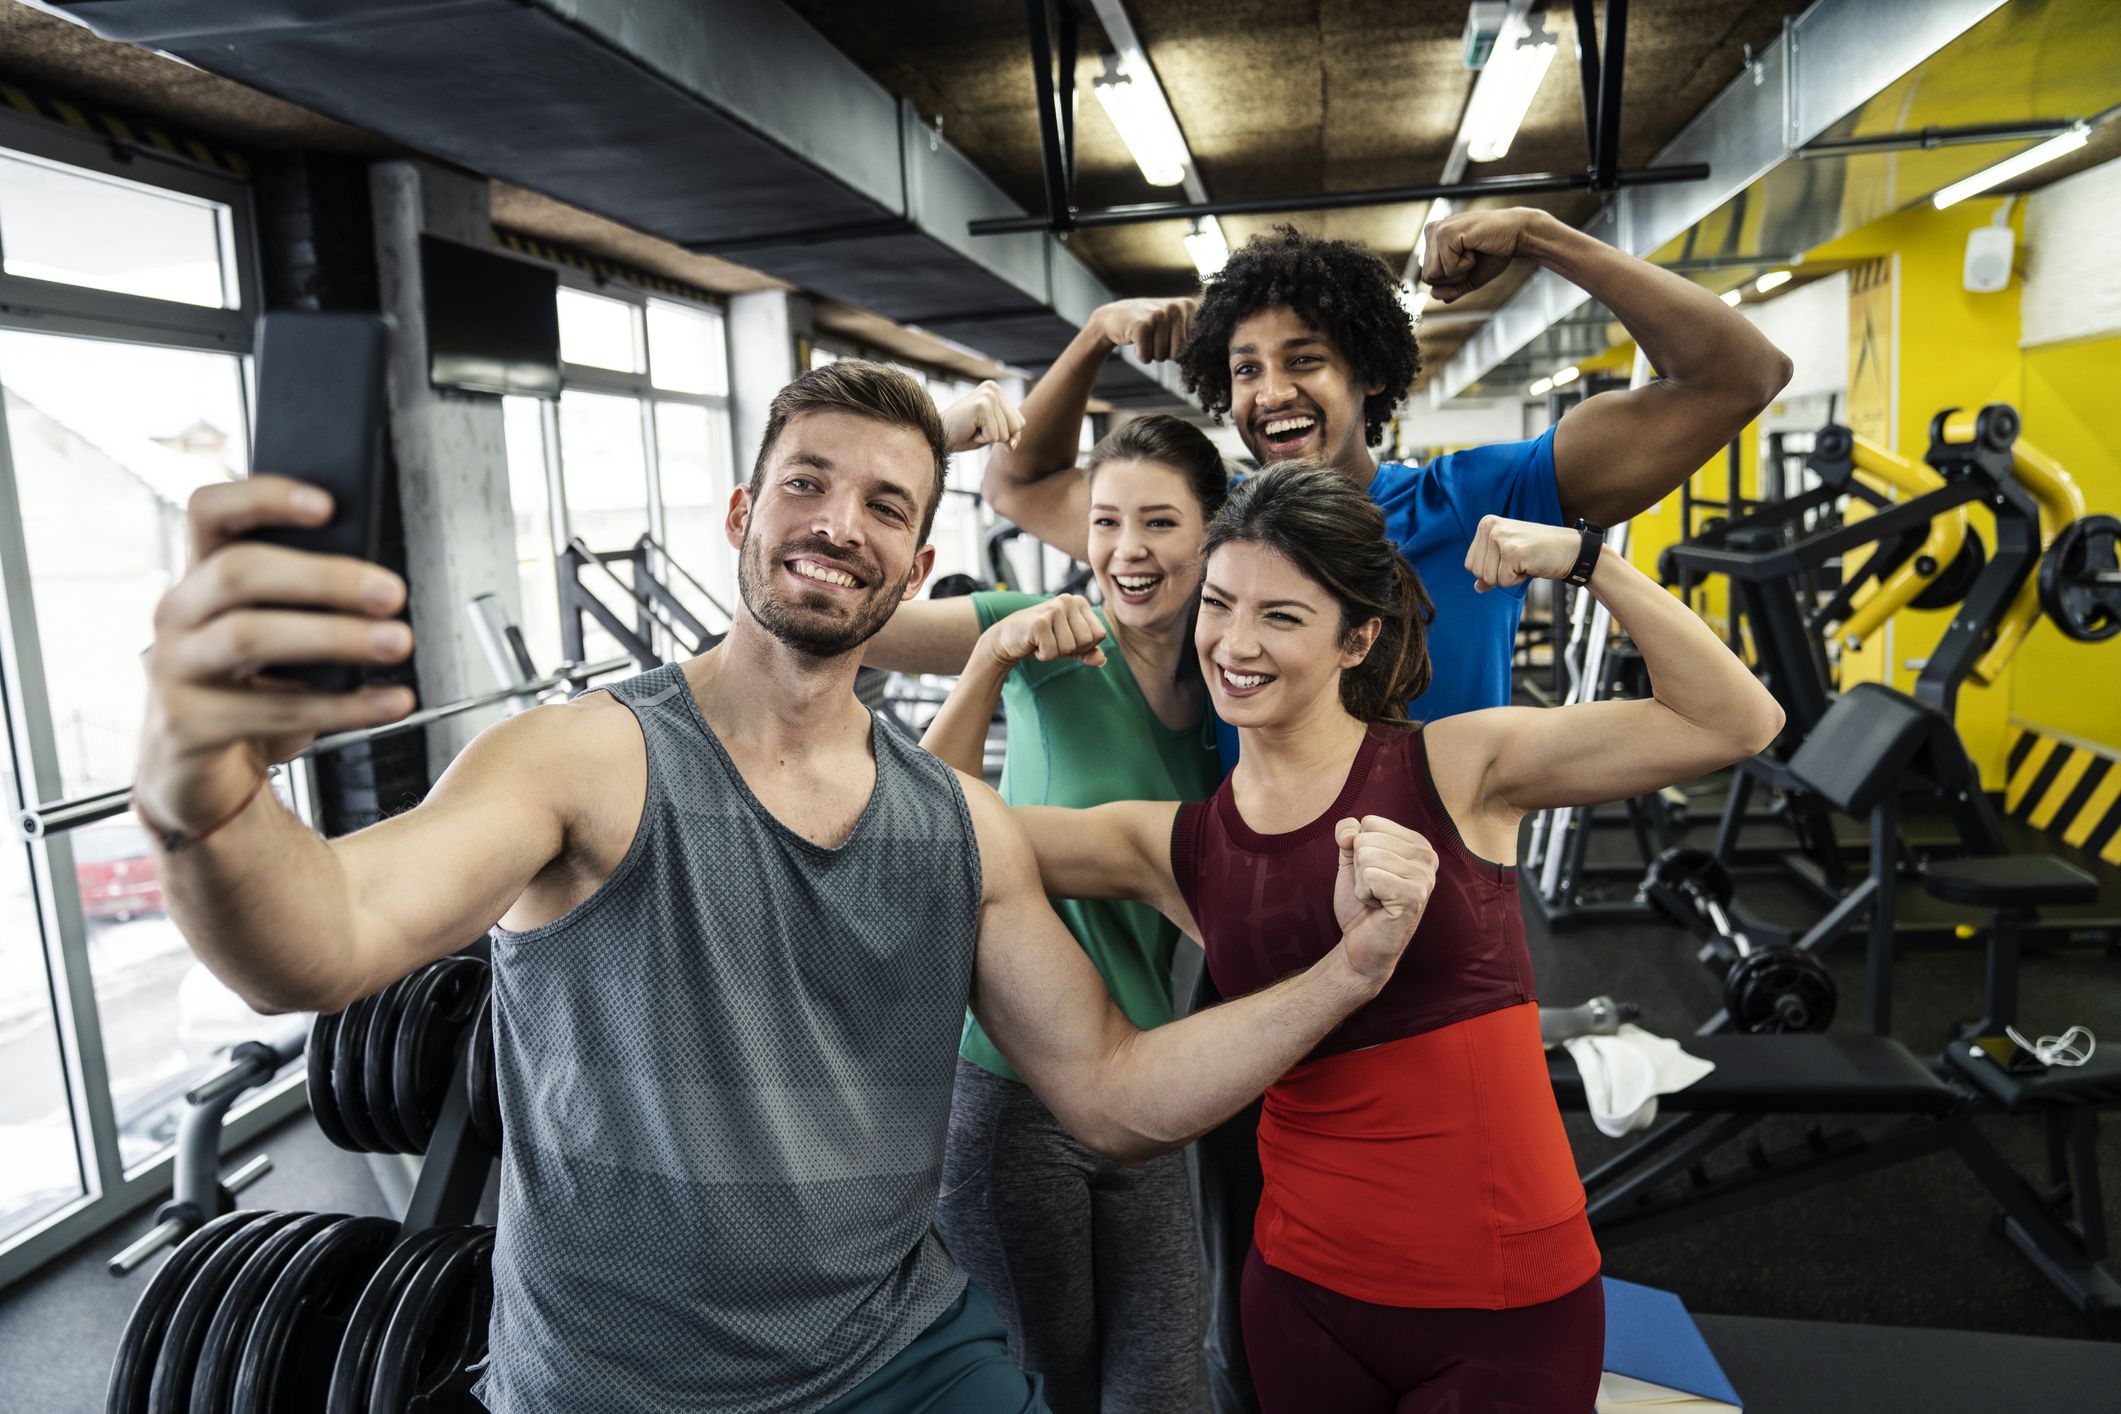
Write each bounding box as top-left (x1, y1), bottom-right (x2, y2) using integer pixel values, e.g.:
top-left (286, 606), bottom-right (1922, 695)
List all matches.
top-left (1242, 1246), bottom-right (1604, 1414)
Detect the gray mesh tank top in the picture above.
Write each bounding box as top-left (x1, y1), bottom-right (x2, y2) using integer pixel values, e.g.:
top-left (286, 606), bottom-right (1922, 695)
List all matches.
top-left (473, 662), bottom-right (982, 1412)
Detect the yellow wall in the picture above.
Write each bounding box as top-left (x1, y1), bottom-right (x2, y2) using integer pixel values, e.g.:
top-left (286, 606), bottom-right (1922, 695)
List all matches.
top-left (2009, 336), bottom-right (2121, 750)
top-left (1628, 192), bottom-right (2121, 785)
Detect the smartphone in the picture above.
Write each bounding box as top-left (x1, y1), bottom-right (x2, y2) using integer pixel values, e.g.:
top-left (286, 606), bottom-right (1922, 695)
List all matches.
top-left (244, 311), bottom-right (390, 691)
top-left (1968, 1034), bottom-right (2047, 1075)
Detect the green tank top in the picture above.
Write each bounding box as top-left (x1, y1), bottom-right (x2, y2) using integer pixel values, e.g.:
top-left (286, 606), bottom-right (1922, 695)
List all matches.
top-left (963, 591), bottom-right (1223, 1081)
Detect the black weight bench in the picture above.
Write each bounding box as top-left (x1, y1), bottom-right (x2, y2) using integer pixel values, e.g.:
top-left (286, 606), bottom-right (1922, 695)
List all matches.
top-left (1550, 1033), bottom-right (2121, 1331)
top-left (1549, 1033), bottom-right (1958, 1115)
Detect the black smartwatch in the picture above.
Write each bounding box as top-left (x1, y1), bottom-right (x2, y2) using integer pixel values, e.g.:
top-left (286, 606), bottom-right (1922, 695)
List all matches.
top-left (1563, 519), bottom-right (1605, 588)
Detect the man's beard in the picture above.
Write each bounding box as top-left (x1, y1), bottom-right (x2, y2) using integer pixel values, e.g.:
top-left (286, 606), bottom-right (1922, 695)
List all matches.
top-left (737, 528), bottom-right (910, 660)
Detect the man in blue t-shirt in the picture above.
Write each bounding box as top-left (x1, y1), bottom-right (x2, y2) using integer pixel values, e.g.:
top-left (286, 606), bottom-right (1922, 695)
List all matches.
top-left (983, 212), bottom-right (1792, 1414)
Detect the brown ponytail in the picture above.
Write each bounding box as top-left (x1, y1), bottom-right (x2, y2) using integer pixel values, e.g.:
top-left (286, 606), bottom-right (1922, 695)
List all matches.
top-left (1200, 460), bottom-right (1434, 724)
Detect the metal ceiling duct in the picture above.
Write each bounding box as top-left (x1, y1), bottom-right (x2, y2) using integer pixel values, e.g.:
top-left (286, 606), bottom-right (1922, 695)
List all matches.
top-left (1432, 0), bottom-right (2019, 402)
top-left (53, 0), bottom-right (1189, 406)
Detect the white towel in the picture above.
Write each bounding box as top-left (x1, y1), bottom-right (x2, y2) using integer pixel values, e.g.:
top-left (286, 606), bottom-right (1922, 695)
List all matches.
top-left (1561, 1025), bottom-right (1717, 1138)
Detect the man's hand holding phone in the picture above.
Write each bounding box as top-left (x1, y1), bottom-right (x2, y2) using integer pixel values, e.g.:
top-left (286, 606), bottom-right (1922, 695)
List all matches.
top-left (135, 477), bottom-right (417, 846)
top-left (134, 311), bottom-right (412, 849)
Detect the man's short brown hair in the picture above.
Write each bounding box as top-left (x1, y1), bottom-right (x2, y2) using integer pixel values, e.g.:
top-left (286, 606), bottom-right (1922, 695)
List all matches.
top-left (749, 361), bottom-right (950, 541)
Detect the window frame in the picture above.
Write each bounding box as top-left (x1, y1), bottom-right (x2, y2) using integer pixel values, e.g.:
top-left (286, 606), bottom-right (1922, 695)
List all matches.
top-left (523, 268), bottom-right (737, 663)
top-left (0, 110), bottom-right (307, 1290)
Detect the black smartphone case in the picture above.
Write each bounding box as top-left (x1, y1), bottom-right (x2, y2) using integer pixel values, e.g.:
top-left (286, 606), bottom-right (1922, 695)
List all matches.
top-left (245, 311), bottom-right (390, 691)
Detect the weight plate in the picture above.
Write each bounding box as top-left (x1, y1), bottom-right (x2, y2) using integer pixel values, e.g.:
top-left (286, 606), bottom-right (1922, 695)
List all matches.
top-left (307, 1009), bottom-right (359, 1154)
top-left (393, 958), bottom-right (489, 1153)
top-left (1724, 947), bottom-right (1838, 1035)
top-left (332, 991), bottom-right (389, 1155)
top-left (187, 1211), bottom-right (341, 1414)
top-left (230, 1215), bottom-right (398, 1414)
top-left (367, 1227), bottom-right (496, 1414)
top-left (326, 1227), bottom-right (459, 1414)
top-left (146, 1210), bottom-right (306, 1414)
top-left (2039, 515), bottom-right (2121, 643)
top-left (107, 1210), bottom-right (270, 1414)
top-left (363, 975), bottom-right (417, 1155)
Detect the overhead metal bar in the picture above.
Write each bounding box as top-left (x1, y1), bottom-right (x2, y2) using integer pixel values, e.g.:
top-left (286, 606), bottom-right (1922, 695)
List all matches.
top-left (1024, 0), bottom-right (1075, 231)
top-left (1592, 0), bottom-right (1628, 189)
top-left (969, 164), bottom-right (1709, 236)
top-left (1797, 119), bottom-right (2079, 159)
top-left (1571, 0), bottom-right (1602, 176)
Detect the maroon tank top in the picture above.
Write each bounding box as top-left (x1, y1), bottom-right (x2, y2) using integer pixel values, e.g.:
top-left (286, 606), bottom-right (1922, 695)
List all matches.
top-left (1171, 722), bottom-right (1535, 1063)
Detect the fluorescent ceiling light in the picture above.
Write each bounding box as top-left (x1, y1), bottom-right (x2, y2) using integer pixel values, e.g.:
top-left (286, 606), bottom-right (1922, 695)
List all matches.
top-left (1933, 125), bottom-right (2090, 210)
top-left (1185, 216), bottom-right (1230, 280)
top-left (1754, 269), bottom-right (1792, 293)
top-left (1093, 56), bottom-right (1191, 188)
top-left (1462, 14), bottom-right (1557, 163)
top-left (1551, 364), bottom-right (1579, 386)
top-left (1528, 376), bottom-right (1553, 396)
top-left (1721, 288), bottom-right (1744, 306)
top-left (1415, 197), bottom-right (1455, 272)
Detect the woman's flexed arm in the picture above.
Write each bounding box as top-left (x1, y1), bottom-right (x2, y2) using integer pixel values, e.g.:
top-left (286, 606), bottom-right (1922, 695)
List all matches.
top-left (1012, 799), bottom-right (1199, 939)
top-left (1440, 516), bottom-right (1785, 818)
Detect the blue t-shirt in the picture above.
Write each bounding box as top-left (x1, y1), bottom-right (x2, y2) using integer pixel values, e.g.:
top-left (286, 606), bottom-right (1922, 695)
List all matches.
top-left (1213, 427), bottom-right (1563, 767)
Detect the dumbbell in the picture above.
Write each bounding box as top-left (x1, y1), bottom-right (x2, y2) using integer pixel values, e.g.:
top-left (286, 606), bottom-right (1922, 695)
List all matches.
top-left (1641, 847), bottom-right (1837, 1034)
top-left (1540, 995), bottom-right (1641, 1045)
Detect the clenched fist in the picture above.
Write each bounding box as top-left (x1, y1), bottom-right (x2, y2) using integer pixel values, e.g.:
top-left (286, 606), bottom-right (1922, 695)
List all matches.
top-left (1464, 515), bottom-right (1598, 592)
top-left (984, 593), bottom-right (1108, 670)
top-left (1091, 297), bottom-right (1196, 363)
top-left (1331, 814), bottom-right (1438, 990)
top-left (1420, 207), bottom-right (1559, 304)
top-left (941, 380), bottom-right (1026, 454)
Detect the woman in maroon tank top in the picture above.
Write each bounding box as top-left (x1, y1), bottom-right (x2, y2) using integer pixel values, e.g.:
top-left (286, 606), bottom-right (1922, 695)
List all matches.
top-left (1002, 462), bottom-right (1784, 1413)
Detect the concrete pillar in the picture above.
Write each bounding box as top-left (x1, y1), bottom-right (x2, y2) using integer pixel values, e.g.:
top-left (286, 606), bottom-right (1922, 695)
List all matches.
top-left (370, 159), bottom-right (519, 778)
top-left (728, 289), bottom-right (814, 472)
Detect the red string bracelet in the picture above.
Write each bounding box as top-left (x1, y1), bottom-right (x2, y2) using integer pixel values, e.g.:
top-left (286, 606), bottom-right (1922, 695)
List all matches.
top-left (133, 769), bottom-right (271, 854)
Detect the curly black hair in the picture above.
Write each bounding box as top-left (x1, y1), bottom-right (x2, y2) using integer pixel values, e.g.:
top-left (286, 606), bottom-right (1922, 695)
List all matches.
top-left (1176, 225), bottom-right (1420, 449)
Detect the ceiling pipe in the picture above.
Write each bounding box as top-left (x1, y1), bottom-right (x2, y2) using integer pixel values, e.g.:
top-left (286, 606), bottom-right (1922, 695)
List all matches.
top-left (969, 163), bottom-right (1708, 236)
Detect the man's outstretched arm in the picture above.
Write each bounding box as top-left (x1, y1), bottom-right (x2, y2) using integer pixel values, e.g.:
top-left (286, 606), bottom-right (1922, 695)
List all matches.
top-left (1424, 208), bottom-right (1794, 527)
top-left (960, 778), bottom-right (1434, 1162)
top-left (981, 298), bottom-right (1194, 562)
top-left (136, 476), bottom-right (587, 1014)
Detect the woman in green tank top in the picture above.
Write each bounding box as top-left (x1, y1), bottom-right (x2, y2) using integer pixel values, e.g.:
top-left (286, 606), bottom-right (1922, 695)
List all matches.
top-left (864, 400), bottom-right (1228, 1412)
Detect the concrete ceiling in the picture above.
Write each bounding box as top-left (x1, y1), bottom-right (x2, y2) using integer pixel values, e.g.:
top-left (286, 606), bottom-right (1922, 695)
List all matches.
top-left (782, 0), bottom-right (1817, 380)
top-left (8, 0), bottom-right (2118, 398)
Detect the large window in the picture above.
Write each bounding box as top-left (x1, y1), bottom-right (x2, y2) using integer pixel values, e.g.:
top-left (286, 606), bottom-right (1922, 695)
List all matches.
top-left (0, 110), bottom-right (304, 1282)
top-left (0, 742), bottom-right (81, 1245)
top-left (508, 282), bottom-right (735, 666)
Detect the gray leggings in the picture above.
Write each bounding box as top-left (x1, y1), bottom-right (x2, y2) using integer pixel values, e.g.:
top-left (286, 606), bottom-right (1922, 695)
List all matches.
top-left (934, 1059), bottom-right (1203, 1414)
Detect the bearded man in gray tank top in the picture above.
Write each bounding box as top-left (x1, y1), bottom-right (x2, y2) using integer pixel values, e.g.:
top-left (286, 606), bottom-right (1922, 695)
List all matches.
top-left (131, 360), bottom-right (1441, 1413)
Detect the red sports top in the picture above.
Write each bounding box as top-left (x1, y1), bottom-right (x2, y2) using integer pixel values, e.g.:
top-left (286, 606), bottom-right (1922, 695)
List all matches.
top-left (1173, 722), bottom-right (1599, 1308)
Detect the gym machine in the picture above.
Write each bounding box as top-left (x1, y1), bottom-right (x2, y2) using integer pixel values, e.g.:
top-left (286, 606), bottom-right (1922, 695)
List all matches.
top-left (558, 529), bottom-right (729, 671)
top-left (1635, 409), bottom-right (2116, 997)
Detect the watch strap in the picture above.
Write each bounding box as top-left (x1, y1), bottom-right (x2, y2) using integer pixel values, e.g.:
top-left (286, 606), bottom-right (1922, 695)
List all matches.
top-left (1563, 520), bottom-right (1605, 588)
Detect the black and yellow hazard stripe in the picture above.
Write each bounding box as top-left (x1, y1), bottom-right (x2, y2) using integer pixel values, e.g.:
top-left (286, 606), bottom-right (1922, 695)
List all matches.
top-left (0, 80), bottom-right (250, 179)
top-left (492, 230), bottom-right (719, 306)
top-left (2003, 722), bottom-right (2121, 867)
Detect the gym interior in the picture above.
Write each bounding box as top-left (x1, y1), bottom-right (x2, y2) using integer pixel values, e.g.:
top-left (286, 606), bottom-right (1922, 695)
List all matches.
top-left (0, 1), bottom-right (2118, 1410)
